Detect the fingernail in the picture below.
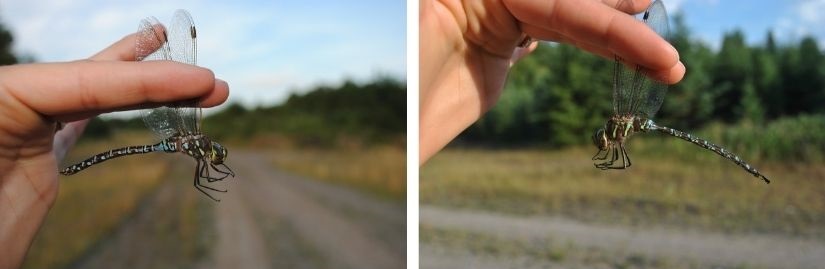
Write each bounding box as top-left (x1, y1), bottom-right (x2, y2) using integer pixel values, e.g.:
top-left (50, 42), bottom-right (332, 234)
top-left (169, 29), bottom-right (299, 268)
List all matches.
top-left (216, 78), bottom-right (229, 88)
top-left (670, 43), bottom-right (680, 60)
top-left (672, 61), bottom-right (686, 83)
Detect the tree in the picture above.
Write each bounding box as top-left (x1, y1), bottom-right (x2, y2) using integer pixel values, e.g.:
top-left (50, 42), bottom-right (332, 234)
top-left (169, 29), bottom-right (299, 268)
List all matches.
top-left (711, 30), bottom-right (752, 122)
top-left (752, 32), bottom-right (782, 119)
top-left (0, 21), bottom-right (18, 65)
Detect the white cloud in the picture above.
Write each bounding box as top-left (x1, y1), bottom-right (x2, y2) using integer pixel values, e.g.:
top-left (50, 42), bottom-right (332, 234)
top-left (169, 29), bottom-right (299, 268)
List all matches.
top-left (796, 0), bottom-right (825, 23)
top-left (771, 0), bottom-right (825, 45)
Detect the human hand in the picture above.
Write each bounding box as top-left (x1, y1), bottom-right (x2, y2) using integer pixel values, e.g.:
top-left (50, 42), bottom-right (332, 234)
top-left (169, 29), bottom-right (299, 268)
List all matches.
top-left (0, 33), bottom-right (229, 268)
top-left (419, 0), bottom-right (685, 164)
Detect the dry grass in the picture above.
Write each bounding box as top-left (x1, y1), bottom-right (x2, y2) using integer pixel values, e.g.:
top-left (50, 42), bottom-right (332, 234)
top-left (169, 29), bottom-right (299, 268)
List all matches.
top-left (270, 146), bottom-right (406, 201)
top-left (23, 132), bottom-right (172, 269)
top-left (72, 160), bottom-right (216, 268)
top-left (421, 145), bottom-right (825, 238)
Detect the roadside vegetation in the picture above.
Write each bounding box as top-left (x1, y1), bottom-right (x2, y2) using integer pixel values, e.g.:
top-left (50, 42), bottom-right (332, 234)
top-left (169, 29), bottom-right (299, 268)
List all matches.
top-left (23, 133), bottom-right (167, 269)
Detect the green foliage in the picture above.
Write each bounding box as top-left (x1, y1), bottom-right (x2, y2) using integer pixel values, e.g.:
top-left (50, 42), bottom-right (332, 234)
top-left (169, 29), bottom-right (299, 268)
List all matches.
top-left (203, 77), bottom-right (406, 147)
top-left (462, 14), bottom-right (825, 158)
top-left (712, 30), bottom-right (753, 122)
top-left (0, 21), bottom-right (17, 65)
top-left (464, 44), bottom-right (612, 147)
top-left (781, 37), bottom-right (825, 115)
top-left (722, 114), bottom-right (825, 162)
top-left (738, 80), bottom-right (764, 124)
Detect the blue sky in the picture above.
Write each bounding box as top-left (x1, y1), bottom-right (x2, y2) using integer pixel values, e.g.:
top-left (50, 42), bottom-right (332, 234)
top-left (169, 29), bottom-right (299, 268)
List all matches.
top-left (667, 0), bottom-right (825, 48)
top-left (0, 0), bottom-right (406, 108)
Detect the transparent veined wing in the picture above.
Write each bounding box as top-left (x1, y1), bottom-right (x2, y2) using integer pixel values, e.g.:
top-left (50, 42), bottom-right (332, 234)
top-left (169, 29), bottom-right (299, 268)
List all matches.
top-left (640, 0), bottom-right (670, 119)
top-left (137, 10), bottom-right (201, 139)
top-left (166, 9), bottom-right (201, 134)
top-left (612, 0), bottom-right (670, 118)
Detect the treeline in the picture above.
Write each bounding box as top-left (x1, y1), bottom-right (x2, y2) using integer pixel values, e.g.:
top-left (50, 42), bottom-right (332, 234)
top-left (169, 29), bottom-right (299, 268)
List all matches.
top-left (86, 77), bottom-right (406, 148)
top-left (462, 14), bottom-right (825, 148)
top-left (202, 77), bottom-right (406, 147)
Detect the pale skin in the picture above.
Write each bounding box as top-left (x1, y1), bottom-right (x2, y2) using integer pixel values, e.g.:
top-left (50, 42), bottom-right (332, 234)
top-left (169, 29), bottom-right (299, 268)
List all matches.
top-left (420, 0), bottom-right (686, 164)
top-left (0, 33), bottom-right (229, 268)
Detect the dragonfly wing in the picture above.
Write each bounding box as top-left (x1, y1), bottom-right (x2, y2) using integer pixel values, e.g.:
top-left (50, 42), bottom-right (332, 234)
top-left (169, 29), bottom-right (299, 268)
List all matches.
top-left (166, 9), bottom-right (201, 133)
top-left (613, 54), bottom-right (638, 116)
top-left (137, 10), bottom-right (200, 139)
top-left (613, 0), bottom-right (670, 118)
top-left (136, 16), bottom-right (179, 139)
top-left (135, 16), bottom-right (168, 62)
top-left (640, 0), bottom-right (670, 119)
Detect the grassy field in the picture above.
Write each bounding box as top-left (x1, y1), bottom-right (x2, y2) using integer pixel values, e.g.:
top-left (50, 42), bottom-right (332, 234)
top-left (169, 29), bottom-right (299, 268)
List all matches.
top-left (22, 132), bottom-right (212, 269)
top-left (270, 146), bottom-right (406, 201)
top-left (421, 141), bottom-right (825, 239)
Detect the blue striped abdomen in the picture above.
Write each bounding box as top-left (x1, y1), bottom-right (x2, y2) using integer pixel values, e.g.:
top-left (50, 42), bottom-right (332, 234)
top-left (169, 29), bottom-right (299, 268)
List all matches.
top-left (649, 123), bottom-right (770, 184)
top-left (59, 139), bottom-right (177, 175)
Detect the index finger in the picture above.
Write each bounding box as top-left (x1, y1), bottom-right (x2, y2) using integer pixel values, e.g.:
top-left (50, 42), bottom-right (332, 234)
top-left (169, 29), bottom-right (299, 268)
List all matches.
top-left (1, 61), bottom-right (229, 122)
top-left (504, 0), bottom-right (680, 73)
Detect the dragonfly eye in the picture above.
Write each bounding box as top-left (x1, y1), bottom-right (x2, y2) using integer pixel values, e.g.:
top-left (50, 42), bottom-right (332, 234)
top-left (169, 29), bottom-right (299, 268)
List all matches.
top-left (210, 142), bottom-right (227, 164)
top-left (592, 128), bottom-right (608, 150)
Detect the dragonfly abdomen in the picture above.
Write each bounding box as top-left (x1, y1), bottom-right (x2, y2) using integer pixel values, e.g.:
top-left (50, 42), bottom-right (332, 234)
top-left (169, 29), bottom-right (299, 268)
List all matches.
top-left (59, 141), bottom-right (172, 175)
top-left (651, 124), bottom-right (770, 184)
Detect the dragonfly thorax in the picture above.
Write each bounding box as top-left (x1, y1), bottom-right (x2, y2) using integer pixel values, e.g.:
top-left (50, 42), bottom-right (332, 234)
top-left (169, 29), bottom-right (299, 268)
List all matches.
top-left (176, 134), bottom-right (229, 165)
top-left (592, 115), bottom-right (643, 150)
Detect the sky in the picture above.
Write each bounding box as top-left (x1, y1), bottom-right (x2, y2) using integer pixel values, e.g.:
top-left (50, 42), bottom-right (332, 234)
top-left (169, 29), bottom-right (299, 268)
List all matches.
top-left (666, 0), bottom-right (825, 49)
top-left (0, 0), bottom-right (824, 108)
top-left (0, 0), bottom-right (406, 110)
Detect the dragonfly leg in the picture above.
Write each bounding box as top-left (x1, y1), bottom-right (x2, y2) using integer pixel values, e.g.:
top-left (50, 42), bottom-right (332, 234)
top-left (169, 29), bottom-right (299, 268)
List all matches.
top-left (621, 144), bottom-right (632, 168)
top-left (202, 162), bottom-right (230, 182)
top-left (199, 160), bottom-right (211, 179)
top-left (193, 161), bottom-right (222, 202)
top-left (201, 161), bottom-right (226, 183)
top-left (206, 173), bottom-right (228, 182)
top-left (609, 146), bottom-right (619, 167)
top-left (592, 148), bottom-right (609, 161)
top-left (594, 150), bottom-right (607, 169)
top-left (221, 164), bottom-right (235, 176)
top-left (602, 145), bottom-right (629, 170)
top-left (200, 160), bottom-right (221, 182)
top-left (208, 163), bottom-right (235, 181)
top-left (595, 146), bottom-right (617, 170)
top-left (195, 159), bottom-right (228, 195)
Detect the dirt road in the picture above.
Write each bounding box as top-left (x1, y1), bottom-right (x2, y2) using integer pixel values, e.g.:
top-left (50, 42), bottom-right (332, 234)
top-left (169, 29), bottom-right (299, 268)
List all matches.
top-left (74, 151), bottom-right (405, 269)
top-left (421, 205), bottom-right (825, 269)
top-left (211, 151), bottom-right (406, 269)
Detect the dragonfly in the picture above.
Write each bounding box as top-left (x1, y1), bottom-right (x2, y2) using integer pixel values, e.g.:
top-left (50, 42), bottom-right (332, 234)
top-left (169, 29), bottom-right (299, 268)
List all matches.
top-left (60, 10), bottom-right (235, 200)
top-left (591, 0), bottom-right (770, 184)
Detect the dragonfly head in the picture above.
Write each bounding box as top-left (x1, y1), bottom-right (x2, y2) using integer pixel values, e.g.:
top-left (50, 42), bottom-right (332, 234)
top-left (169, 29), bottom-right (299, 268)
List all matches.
top-left (592, 128), bottom-right (608, 150)
top-left (209, 141), bottom-right (228, 165)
